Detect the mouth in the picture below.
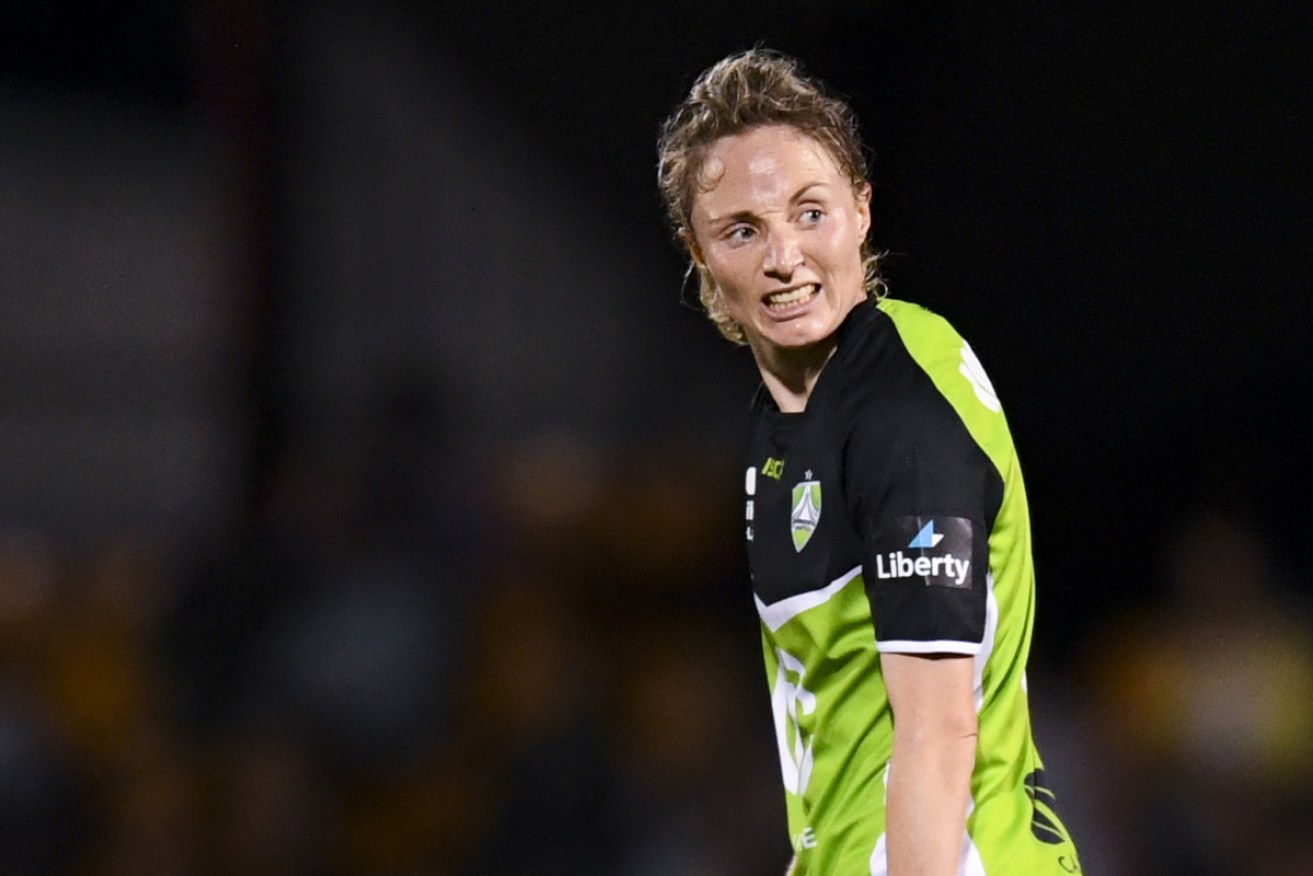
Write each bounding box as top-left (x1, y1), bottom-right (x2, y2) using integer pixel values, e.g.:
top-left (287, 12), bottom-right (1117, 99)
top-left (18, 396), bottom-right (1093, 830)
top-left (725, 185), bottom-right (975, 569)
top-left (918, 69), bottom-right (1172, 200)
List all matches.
top-left (764, 283), bottom-right (820, 312)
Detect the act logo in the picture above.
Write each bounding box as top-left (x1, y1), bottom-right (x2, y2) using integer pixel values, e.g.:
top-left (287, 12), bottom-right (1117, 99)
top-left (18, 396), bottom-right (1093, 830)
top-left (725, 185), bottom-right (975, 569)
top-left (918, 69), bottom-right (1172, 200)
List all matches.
top-left (762, 456), bottom-right (785, 480)
top-left (790, 473), bottom-right (821, 552)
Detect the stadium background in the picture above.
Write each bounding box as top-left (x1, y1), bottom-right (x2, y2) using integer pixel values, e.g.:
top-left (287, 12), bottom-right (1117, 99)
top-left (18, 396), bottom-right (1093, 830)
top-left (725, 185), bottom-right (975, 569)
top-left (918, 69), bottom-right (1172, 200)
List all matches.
top-left (1, 1), bottom-right (1311, 873)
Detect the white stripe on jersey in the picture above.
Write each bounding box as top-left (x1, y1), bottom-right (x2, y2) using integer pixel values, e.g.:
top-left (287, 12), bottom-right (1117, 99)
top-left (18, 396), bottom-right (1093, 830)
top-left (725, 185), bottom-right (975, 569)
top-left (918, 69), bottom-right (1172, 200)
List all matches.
top-left (755, 565), bottom-right (863, 632)
top-left (974, 570), bottom-right (999, 714)
top-left (875, 639), bottom-right (982, 656)
top-left (868, 830), bottom-right (987, 876)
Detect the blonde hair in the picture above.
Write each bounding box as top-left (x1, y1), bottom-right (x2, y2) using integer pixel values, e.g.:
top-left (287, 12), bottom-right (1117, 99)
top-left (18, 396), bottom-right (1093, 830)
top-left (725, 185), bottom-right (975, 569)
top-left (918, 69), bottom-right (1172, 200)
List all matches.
top-left (657, 48), bottom-right (884, 344)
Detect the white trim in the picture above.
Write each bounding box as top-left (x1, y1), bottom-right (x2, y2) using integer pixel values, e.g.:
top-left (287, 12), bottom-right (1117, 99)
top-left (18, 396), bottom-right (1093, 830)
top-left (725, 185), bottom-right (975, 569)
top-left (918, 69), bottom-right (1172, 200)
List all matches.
top-left (973, 570), bottom-right (999, 712)
top-left (755, 565), bottom-right (863, 632)
top-left (875, 639), bottom-right (982, 656)
top-left (959, 343), bottom-right (1001, 413)
top-left (960, 836), bottom-right (987, 875)
top-left (870, 830), bottom-right (987, 876)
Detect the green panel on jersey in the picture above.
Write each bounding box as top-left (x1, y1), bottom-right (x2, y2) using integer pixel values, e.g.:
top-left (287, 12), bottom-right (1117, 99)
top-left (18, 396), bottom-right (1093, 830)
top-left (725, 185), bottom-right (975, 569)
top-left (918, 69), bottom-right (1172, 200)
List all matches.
top-left (876, 298), bottom-right (1016, 479)
top-left (876, 297), bottom-right (1038, 748)
top-left (760, 571), bottom-right (893, 874)
top-left (752, 300), bottom-right (1079, 874)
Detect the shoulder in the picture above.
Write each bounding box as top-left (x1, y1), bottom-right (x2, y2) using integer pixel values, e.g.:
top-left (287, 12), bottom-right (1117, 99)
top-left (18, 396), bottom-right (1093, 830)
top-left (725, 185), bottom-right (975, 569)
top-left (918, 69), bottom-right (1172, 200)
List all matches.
top-left (824, 302), bottom-right (955, 469)
top-left (832, 298), bottom-right (972, 418)
top-left (876, 296), bottom-right (960, 338)
top-left (859, 297), bottom-right (1005, 421)
top-left (837, 297), bottom-right (1018, 474)
top-left (875, 299), bottom-right (987, 393)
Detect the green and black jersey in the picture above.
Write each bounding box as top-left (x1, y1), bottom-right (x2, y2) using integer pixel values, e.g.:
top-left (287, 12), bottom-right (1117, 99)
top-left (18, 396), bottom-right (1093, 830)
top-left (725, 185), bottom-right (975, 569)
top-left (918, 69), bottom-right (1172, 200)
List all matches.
top-left (744, 298), bottom-right (1080, 875)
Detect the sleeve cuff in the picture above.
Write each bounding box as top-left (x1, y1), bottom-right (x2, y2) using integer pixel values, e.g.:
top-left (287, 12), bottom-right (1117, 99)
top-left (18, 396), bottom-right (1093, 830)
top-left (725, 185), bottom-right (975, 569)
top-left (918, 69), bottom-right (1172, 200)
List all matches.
top-left (875, 639), bottom-right (982, 656)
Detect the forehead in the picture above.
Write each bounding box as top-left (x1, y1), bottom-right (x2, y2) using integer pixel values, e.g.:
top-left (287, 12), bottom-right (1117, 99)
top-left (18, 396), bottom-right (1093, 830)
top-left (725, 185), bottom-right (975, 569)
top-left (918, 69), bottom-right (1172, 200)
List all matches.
top-left (694, 125), bottom-right (847, 214)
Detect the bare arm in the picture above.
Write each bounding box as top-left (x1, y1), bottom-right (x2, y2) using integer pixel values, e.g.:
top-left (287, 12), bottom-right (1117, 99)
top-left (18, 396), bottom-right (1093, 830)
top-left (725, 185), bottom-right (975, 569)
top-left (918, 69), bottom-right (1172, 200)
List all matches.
top-left (883, 652), bottom-right (977, 876)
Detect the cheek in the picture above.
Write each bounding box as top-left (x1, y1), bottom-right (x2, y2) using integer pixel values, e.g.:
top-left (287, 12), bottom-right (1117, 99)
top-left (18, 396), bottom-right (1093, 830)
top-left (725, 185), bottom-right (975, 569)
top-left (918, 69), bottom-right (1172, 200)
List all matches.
top-left (705, 251), bottom-right (755, 295)
top-left (836, 212), bottom-right (864, 247)
top-left (826, 221), bottom-right (867, 271)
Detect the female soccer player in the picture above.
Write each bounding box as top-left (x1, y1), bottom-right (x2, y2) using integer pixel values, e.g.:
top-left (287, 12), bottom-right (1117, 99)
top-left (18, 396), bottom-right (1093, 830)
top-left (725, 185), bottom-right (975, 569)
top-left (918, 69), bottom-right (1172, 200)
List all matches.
top-left (657, 49), bottom-right (1082, 876)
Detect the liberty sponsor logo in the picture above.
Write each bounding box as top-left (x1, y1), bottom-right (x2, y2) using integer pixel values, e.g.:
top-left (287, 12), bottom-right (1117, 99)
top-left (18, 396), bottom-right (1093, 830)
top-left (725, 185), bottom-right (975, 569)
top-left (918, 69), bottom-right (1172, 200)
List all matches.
top-left (874, 550), bottom-right (970, 586)
top-left (790, 472), bottom-right (821, 552)
top-left (908, 519), bottom-right (943, 548)
top-left (871, 517), bottom-right (974, 589)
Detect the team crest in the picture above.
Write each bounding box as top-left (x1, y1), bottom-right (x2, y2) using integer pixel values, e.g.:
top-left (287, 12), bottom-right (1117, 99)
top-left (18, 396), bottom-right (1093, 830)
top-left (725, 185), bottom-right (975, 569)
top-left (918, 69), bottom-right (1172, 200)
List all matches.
top-left (790, 476), bottom-right (822, 552)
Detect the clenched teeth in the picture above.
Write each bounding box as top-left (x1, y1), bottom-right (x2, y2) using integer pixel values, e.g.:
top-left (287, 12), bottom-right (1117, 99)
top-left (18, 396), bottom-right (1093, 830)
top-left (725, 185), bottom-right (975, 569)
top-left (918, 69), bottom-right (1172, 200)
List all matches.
top-left (766, 284), bottom-right (819, 309)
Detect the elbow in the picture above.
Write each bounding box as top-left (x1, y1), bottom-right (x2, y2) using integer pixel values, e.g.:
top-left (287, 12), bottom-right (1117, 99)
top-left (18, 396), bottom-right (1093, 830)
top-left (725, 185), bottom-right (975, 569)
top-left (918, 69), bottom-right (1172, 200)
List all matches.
top-left (895, 709), bottom-right (978, 750)
top-left (891, 712), bottom-right (979, 789)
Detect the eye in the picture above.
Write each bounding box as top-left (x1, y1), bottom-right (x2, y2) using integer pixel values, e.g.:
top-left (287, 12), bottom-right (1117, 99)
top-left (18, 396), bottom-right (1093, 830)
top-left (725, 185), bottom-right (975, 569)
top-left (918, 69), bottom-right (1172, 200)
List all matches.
top-left (800, 207), bottom-right (824, 225)
top-left (725, 224), bottom-right (756, 243)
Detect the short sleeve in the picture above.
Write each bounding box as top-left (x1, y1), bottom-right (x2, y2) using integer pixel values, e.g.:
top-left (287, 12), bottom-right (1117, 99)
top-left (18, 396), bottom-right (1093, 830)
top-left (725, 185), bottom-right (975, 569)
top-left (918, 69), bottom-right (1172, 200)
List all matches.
top-left (845, 393), bottom-right (1001, 654)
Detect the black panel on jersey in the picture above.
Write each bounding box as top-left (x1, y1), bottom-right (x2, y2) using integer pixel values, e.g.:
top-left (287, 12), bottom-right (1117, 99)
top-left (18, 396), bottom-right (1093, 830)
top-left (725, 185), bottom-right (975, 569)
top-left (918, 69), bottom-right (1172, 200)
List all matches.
top-left (746, 301), bottom-right (1003, 649)
top-left (746, 402), bottom-right (861, 604)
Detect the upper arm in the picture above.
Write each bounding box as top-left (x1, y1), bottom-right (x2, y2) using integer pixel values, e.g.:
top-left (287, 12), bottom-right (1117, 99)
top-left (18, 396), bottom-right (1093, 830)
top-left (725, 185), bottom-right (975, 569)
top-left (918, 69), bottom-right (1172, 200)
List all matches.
top-left (847, 394), bottom-right (1001, 655)
top-left (882, 652), bottom-right (978, 741)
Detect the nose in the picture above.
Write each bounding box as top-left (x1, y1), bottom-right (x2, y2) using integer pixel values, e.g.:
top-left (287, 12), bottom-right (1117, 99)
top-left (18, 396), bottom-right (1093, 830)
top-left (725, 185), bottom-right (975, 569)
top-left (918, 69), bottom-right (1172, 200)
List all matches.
top-left (763, 227), bottom-right (803, 277)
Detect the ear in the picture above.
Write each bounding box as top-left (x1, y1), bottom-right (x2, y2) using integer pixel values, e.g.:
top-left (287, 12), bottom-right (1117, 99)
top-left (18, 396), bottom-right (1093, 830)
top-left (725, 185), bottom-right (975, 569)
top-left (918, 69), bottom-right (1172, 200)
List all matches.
top-left (678, 227), bottom-right (706, 268)
top-left (854, 183), bottom-right (872, 238)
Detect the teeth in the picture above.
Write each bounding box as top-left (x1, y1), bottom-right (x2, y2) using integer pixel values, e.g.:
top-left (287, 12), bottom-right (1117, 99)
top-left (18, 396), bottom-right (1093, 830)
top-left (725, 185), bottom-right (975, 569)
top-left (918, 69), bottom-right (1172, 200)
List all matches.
top-left (766, 284), bottom-right (818, 309)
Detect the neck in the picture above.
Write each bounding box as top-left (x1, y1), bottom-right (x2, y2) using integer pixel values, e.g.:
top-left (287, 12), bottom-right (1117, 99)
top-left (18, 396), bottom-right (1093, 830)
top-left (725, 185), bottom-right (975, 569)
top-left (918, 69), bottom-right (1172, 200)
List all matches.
top-left (752, 335), bottom-right (840, 413)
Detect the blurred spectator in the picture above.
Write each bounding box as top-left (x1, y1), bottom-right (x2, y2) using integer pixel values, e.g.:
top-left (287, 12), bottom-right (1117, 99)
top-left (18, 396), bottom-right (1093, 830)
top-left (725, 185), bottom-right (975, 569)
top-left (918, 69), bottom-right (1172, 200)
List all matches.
top-left (456, 576), bottom-right (618, 876)
top-left (610, 618), bottom-right (786, 876)
top-left (0, 681), bottom-right (91, 876)
top-left (1086, 504), bottom-right (1313, 876)
top-left (0, 530), bottom-right (200, 875)
top-left (157, 373), bottom-right (489, 874)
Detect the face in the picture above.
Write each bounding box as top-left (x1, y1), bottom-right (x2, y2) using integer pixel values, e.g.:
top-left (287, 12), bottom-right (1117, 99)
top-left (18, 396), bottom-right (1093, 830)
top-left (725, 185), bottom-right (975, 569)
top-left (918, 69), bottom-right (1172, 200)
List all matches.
top-left (685, 125), bottom-right (871, 358)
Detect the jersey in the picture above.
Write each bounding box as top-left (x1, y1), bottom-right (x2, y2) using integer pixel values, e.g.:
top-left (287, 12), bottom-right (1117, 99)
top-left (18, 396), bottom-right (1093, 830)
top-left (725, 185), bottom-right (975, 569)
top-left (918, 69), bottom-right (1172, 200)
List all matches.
top-left (743, 298), bottom-right (1080, 875)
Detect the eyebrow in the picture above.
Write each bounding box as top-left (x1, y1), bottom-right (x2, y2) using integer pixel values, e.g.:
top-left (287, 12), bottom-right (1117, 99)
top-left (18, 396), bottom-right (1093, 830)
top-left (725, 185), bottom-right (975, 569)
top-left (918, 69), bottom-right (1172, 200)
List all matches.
top-left (704, 181), bottom-right (833, 228)
top-left (790, 181), bottom-right (830, 202)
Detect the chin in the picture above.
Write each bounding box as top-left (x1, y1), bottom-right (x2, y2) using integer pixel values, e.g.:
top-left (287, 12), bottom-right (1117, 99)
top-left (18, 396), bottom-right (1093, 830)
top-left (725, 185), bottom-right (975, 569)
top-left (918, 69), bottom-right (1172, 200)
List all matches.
top-left (763, 326), bottom-right (831, 352)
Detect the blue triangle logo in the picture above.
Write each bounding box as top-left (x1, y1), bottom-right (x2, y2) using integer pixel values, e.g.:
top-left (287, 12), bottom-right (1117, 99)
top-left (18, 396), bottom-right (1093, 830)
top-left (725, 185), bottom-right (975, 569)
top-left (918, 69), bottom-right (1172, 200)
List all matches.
top-left (908, 520), bottom-right (944, 549)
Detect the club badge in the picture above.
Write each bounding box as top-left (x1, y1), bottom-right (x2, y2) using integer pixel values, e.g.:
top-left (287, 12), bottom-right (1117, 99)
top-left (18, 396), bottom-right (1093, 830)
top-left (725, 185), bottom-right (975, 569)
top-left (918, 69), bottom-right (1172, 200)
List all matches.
top-left (790, 473), bottom-right (822, 552)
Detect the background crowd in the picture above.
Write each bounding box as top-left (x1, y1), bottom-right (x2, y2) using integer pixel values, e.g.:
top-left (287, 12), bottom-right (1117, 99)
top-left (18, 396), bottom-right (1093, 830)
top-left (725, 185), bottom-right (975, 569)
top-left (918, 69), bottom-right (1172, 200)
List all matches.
top-left (2, 2), bottom-right (1311, 874)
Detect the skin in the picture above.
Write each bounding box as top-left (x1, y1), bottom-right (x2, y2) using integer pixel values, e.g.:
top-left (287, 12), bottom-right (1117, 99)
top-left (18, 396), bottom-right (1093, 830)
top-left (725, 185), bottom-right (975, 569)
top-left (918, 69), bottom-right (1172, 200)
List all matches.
top-left (883, 653), bottom-right (978, 876)
top-left (787, 656), bottom-right (978, 876)
top-left (685, 125), bottom-right (978, 875)
top-left (683, 124), bottom-right (871, 413)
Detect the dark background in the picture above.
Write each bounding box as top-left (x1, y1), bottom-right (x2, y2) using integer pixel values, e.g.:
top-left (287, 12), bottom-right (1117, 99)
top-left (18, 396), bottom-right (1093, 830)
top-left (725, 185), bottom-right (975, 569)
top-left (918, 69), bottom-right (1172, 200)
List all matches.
top-left (2, 2), bottom-right (1311, 874)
